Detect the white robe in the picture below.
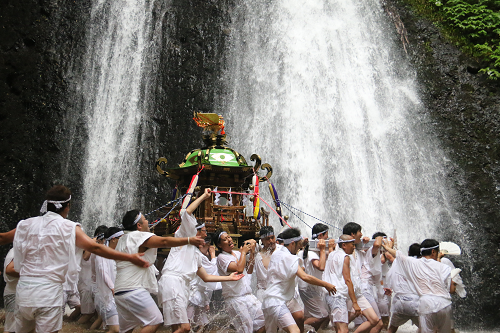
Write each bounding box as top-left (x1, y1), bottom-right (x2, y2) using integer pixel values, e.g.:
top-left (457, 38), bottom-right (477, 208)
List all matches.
top-left (13, 212), bottom-right (79, 307)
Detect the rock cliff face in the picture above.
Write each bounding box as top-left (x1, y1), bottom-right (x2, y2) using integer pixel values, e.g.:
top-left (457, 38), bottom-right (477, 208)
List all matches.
top-left (0, 0), bottom-right (499, 328)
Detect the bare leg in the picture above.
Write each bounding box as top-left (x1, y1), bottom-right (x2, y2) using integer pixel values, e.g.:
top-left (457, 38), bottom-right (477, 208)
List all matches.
top-left (388, 325), bottom-right (399, 333)
top-left (353, 308), bottom-right (379, 333)
top-left (106, 325), bottom-right (119, 333)
top-left (292, 311), bottom-right (305, 333)
top-left (283, 324), bottom-right (301, 333)
top-left (77, 312), bottom-right (95, 324)
top-left (304, 316), bottom-right (329, 331)
top-left (172, 323), bottom-right (191, 333)
top-left (369, 319), bottom-right (383, 333)
top-left (335, 322), bottom-right (349, 333)
top-left (139, 324), bottom-right (162, 333)
top-left (68, 306), bottom-right (81, 321)
top-left (90, 315), bottom-right (102, 330)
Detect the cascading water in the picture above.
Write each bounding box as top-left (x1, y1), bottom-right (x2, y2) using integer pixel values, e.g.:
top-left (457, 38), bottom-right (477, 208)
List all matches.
top-left (222, 0), bottom-right (461, 250)
top-left (77, 0), bottom-right (165, 230)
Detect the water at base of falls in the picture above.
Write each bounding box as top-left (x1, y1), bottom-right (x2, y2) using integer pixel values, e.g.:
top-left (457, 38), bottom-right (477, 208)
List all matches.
top-left (222, 0), bottom-right (461, 251)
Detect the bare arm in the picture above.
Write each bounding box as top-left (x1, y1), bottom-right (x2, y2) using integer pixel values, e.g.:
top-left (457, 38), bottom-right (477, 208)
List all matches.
top-left (382, 239), bottom-right (396, 258)
top-left (142, 235), bottom-right (205, 249)
top-left (246, 239), bottom-right (257, 274)
top-left (296, 266), bottom-right (336, 295)
top-left (342, 255), bottom-right (360, 316)
top-left (75, 226), bottom-right (149, 268)
top-left (5, 260), bottom-right (19, 278)
top-left (186, 188), bottom-right (211, 215)
top-left (311, 240), bottom-right (327, 271)
top-left (196, 266), bottom-right (244, 282)
top-left (372, 236), bottom-right (383, 257)
top-left (227, 243), bottom-right (252, 274)
top-left (0, 229), bottom-right (16, 245)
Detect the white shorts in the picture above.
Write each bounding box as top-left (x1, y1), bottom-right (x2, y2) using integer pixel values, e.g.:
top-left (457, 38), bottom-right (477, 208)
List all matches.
top-left (15, 306), bottom-right (63, 333)
top-left (299, 288), bottom-right (329, 319)
top-left (326, 296), bottom-right (349, 324)
top-left (225, 294), bottom-right (265, 333)
top-left (419, 305), bottom-right (452, 333)
top-left (97, 297), bottom-right (119, 327)
top-left (4, 294), bottom-right (17, 332)
top-left (354, 284), bottom-right (381, 325)
top-left (263, 302), bottom-right (296, 332)
top-left (64, 290), bottom-right (81, 309)
top-left (79, 289), bottom-right (95, 314)
top-left (115, 288), bottom-right (163, 333)
top-left (160, 275), bottom-right (190, 326)
top-left (390, 294), bottom-right (419, 327)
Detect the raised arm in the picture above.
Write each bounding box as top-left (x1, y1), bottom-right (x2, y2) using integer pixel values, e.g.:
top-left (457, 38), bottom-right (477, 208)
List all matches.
top-left (312, 239), bottom-right (327, 271)
top-left (227, 242), bottom-right (252, 274)
top-left (372, 236), bottom-right (383, 257)
top-left (342, 255), bottom-right (360, 317)
top-left (186, 188), bottom-right (211, 215)
top-left (75, 226), bottom-right (149, 268)
top-left (196, 266), bottom-right (244, 282)
top-left (0, 229), bottom-right (16, 245)
top-left (382, 239), bottom-right (396, 258)
top-left (297, 265), bottom-right (336, 295)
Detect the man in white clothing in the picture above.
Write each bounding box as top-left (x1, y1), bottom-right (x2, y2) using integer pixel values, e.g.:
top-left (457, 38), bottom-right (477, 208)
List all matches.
top-left (262, 228), bottom-right (336, 333)
top-left (94, 227), bottom-right (124, 333)
top-left (385, 243), bottom-right (421, 333)
top-left (323, 235), bottom-right (380, 333)
top-left (13, 185), bottom-right (149, 333)
top-left (254, 226), bottom-right (276, 302)
top-left (158, 188), bottom-right (244, 333)
top-left (382, 239), bottom-right (457, 333)
top-left (114, 205), bottom-right (207, 333)
top-left (215, 230), bottom-right (265, 333)
top-left (343, 222), bottom-right (384, 333)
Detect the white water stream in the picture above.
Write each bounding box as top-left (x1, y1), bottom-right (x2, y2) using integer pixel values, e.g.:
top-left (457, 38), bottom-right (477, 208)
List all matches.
top-left (222, 0), bottom-right (460, 250)
top-left (78, 0), bottom-right (163, 230)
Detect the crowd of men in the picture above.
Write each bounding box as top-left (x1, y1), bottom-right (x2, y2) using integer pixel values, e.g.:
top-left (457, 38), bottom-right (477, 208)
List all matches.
top-left (0, 185), bottom-right (465, 333)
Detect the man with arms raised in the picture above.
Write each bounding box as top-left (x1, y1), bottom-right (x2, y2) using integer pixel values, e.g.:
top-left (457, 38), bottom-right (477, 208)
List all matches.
top-left (324, 235), bottom-right (380, 333)
top-left (262, 228), bottom-right (336, 333)
top-left (158, 188), bottom-right (243, 333)
top-left (13, 185), bottom-right (149, 333)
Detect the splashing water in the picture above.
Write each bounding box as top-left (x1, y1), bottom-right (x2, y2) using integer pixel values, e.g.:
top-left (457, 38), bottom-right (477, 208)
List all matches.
top-left (222, 0), bottom-right (460, 250)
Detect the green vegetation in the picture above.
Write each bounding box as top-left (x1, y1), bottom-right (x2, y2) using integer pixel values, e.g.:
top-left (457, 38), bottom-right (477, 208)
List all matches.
top-left (403, 0), bottom-right (500, 79)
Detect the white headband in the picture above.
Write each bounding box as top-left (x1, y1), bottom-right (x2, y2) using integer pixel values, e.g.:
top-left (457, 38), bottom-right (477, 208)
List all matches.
top-left (196, 223), bottom-right (206, 230)
top-left (283, 235), bottom-right (303, 245)
top-left (260, 232), bottom-right (274, 239)
top-left (420, 244), bottom-right (439, 254)
top-left (312, 229), bottom-right (328, 239)
top-left (217, 231), bottom-right (228, 243)
top-left (40, 196), bottom-right (71, 214)
top-left (133, 212), bottom-right (142, 225)
top-left (96, 233), bottom-right (105, 241)
top-left (337, 238), bottom-right (355, 244)
top-left (106, 231), bottom-right (124, 241)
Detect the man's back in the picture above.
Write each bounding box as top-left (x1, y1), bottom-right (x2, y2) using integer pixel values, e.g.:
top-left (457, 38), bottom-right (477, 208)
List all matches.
top-left (14, 212), bottom-right (77, 284)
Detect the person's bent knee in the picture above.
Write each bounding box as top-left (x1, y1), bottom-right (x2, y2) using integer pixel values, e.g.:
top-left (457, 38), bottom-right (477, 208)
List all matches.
top-left (284, 324), bottom-right (301, 333)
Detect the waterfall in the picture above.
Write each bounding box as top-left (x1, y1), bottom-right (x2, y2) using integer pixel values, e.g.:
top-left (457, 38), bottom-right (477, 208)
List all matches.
top-left (222, 0), bottom-right (460, 250)
top-left (77, 0), bottom-right (165, 231)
